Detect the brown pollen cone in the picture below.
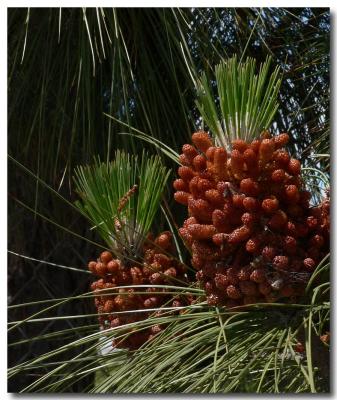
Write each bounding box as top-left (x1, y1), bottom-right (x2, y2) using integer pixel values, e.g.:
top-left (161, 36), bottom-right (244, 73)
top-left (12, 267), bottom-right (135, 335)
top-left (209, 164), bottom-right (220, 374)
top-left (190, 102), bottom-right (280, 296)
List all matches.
top-left (88, 232), bottom-right (192, 349)
top-left (173, 131), bottom-right (330, 307)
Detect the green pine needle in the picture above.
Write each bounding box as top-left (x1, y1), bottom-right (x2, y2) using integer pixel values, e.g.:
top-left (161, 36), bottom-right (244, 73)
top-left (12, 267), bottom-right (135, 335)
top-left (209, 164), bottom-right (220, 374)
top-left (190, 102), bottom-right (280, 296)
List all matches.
top-left (196, 56), bottom-right (282, 147)
top-left (73, 150), bottom-right (170, 262)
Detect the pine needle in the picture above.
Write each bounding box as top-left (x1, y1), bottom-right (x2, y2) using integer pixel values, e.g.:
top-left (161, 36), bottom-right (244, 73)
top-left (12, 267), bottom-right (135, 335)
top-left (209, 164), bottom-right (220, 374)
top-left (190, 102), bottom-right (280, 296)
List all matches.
top-left (196, 56), bottom-right (282, 147)
top-left (73, 150), bottom-right (170, 262)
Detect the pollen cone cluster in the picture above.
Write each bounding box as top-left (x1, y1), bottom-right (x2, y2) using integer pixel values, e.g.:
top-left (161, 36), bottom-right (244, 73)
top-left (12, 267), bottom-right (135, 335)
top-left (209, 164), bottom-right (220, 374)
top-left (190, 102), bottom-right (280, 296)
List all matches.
top-left (174, 131), bottom-right (330, 307)
top-left (88, 231), bottom-right (190, 349)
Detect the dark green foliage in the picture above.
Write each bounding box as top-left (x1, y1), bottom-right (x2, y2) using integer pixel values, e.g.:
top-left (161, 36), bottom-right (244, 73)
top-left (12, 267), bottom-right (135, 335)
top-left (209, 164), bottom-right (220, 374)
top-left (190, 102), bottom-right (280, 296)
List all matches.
top-left (9, 8), bottom-right (329, 184)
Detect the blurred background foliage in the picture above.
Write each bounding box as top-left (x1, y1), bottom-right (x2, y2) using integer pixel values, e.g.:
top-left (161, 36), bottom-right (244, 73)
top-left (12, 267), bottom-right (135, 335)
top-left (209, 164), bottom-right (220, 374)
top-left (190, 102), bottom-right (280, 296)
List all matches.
top-left (8, 7), bottom-right (329, 392)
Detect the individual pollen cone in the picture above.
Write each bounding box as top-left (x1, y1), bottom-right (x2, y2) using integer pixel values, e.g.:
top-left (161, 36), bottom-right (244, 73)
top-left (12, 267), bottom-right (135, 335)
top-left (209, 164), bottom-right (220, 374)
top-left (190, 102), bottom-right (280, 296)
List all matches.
top-left (117, 184), bottom-right (138, 213)
top-left (273, 255), bottom-right (289, 270)
top-left (192, 240), bottom-right (219, 260)
top-left (285, 185), bottom-right (300, 203)
top-left (271, 169), bottom-right (286, 183)
top-left (173, 178), bottom-right (189, 192)
top-left (262, 197), bottom-right (279, 214)
top-left (228, 226), bottom-right (251, 244)
top-left (173, 130), bottom-right (330, 307)
top-left (212, 233), bottom-right (229, 246)
top-left (205, 189), bottom-right (224, 207)
top-left (213, 148), bottom-right (228, 181)
top-left (309, 234), bottom-right (324, 248)
top-left (192, 131), bottom-right (213, 153)
top-left (303, 258), bottom-right (316, 271)
top-left (188, 198), bottom-right (213, 223)
top-left (212, 209), bottom-right (230, 233)
top-left (306, 216), bottom-right (318, 230)
top-left (100, 251), bottom-right (113, 264)
top-left (179, 153), bottom-right (191, 166)
top-left (260, 130), bottom-right (272, 140)
top-left (193, 154), bottom-right (207, 172)
top-left (232, 139), bottom-right (249, 153)
top-left (206, 146), bottom-right (216, 161)
top-left (250, 269), bottom-right (266, 283)
top-left (229, 150), bottom-right (245, 179)
top-left (274, 150), bottom-right (290, 167)
top-left (237, 266), bottom-right (252, 281)
top-left (88, 261), bottom-right (97, 274)
top-left (262, 246), bottom-right (277, 261)
top-left (287, 159), bottom-right (301, 175)
top-left (87, 232), bottom-right (191, 350)
top-left (197, 178), bottom-right (214, 193)
top-left (246, 237), bottom-right (260, 253)
top-left (259, 138), bottom-right (275, 166)
top-left (107, 260), bottom-right (120, 274)
top-left (182, 144), bottom-right (198, 162)
top-left (232, 193), bottom-right (245, 208)
top-left (226, 285), bottom-right (242, 299)
top-left (243, 148), bottom-right (257, 168)
top-left (189, 176), bottom-right (201, 198)
top-left (250, 139), bottom-right (260, 153)
top-left (240, 178), bottom-right (259, 197)
top-left (274, 133), bottom-right (289, 148)
top-left (241, 212), bottom-right (255, 227)
top-left (178, 166), bottom-right (195, 181)
top-left (96, 262), bottom-right (108, 276)
top-left (174, 191), bottom-right (190, 206)
top-left (243, 197), bottom-right (260, 212)
top-left (187, 224), bottom-right (216, 240)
